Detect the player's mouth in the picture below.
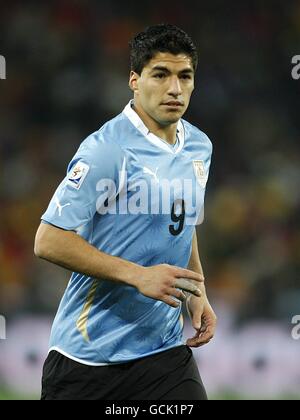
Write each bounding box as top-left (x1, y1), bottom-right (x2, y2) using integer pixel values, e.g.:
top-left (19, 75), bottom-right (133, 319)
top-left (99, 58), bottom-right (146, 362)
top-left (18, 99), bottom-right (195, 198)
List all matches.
top-left (162, 101), bottom-right (184, 109)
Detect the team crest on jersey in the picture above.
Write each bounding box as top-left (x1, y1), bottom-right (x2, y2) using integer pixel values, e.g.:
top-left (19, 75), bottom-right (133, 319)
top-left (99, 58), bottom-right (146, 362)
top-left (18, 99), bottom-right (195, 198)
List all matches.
top-left (67, 162), bottom-right (90, 190)
top-left (193, 160), bottom-right (207, 188)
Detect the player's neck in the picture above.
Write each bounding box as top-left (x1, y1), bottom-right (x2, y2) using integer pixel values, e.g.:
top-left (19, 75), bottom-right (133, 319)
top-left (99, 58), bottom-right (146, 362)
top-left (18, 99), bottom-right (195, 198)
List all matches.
top-left (132, 102), bottom-right (178, 146)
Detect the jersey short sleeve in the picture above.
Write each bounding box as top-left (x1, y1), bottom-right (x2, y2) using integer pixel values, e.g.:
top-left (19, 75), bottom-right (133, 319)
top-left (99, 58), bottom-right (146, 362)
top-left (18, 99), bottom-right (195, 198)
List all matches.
top-left (41, 133), bottom-right (126, 231)
top-left (196, 131), bottom-right (213, 226)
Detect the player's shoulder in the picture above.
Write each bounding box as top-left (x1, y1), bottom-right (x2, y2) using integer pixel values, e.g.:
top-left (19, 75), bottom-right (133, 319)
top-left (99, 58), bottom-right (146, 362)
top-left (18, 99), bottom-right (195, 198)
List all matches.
top-left (100, 111), bottom-right (132, 139)
top-left (182, 119), bottom-right (213, 155)
top-left (96, 111), bottom-right (135, 148)
top-left (78, 113), bottom-right (129, 158)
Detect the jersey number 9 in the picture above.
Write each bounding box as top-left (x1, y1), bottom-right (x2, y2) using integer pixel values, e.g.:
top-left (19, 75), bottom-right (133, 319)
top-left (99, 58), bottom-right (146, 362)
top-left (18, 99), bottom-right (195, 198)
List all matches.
top-left (169, 199), bottom-right (186, 236)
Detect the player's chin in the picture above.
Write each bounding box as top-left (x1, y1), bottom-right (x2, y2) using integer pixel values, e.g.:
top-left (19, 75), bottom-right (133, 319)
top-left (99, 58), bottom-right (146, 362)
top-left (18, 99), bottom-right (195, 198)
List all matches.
top-left (161, 112), bottom-right (183, 124)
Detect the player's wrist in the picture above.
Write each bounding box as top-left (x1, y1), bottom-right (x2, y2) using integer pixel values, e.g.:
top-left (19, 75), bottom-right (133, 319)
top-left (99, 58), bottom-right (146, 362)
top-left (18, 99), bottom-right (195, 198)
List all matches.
top-left (116, 260), bottom-right (146, 289)
top-left (199, 282), bottom-right (207, 295)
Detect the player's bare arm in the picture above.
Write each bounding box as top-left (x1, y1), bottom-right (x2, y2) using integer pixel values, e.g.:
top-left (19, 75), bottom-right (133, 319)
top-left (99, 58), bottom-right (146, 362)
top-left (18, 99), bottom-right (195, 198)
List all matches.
top-left (35, 222), bottom-right (203, 308)
top-left (186, 229), bottom-right (217, 347)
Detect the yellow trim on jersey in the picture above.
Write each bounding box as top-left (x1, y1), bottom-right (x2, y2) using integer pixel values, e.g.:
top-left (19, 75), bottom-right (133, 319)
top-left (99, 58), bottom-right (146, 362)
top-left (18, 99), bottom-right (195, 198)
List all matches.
top-left (76, 280), bottom-right (98, 342)
top-left (180, 314), bottom-right (184, 328)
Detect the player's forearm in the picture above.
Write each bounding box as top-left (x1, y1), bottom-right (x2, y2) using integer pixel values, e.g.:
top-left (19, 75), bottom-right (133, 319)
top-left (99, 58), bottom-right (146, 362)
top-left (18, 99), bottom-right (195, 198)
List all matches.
top-left (34, 223), bottom-right (143, 288)
top-left (188, 231), bottom-right (207, 295)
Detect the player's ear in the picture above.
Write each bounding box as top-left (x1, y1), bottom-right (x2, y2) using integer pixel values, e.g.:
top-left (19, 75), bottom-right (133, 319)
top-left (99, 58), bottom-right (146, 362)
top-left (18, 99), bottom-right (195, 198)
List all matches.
top-left (129, 71), bottom-right (140, 92)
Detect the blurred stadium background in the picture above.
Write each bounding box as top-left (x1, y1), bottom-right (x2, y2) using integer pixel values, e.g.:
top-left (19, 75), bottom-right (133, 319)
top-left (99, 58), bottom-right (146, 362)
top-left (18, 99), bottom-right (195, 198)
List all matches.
top-left (0, 0), bottom-right (299, 400)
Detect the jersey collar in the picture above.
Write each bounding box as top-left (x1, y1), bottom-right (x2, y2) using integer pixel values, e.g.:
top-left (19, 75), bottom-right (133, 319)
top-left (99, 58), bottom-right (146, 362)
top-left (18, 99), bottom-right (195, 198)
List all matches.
top-left (123, 100), bottom-right (185, 155)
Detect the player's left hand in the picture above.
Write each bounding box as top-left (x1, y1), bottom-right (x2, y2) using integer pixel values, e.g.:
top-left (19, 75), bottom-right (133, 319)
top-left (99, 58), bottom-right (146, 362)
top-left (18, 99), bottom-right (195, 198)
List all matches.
top-left (186, 295), bottom-right (217, 348)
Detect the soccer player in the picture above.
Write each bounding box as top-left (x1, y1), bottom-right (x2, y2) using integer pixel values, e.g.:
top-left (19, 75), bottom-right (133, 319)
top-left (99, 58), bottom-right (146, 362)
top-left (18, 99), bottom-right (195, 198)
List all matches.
top-left (35, 24), bottom-right (217, 400)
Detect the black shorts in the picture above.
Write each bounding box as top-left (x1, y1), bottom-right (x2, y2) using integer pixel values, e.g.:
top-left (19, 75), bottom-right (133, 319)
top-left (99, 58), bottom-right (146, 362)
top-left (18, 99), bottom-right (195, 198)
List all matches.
top-left (41, 345), bottom-right (207, 400)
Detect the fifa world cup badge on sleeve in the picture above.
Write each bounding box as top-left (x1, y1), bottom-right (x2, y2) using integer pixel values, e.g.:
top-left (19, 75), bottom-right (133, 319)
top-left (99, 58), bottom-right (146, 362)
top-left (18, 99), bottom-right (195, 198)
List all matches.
top-left (67, 162), bottom-right (90, 190)
top-left (193, 160), bottom-right (207, 188)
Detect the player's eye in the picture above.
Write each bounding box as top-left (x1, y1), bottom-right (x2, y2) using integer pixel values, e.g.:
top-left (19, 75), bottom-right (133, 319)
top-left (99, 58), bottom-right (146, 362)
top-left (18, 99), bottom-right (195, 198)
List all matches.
top-left (153, 73), bottom-right (166, 79)
top-left (180, 74), bottom-right (192, 80)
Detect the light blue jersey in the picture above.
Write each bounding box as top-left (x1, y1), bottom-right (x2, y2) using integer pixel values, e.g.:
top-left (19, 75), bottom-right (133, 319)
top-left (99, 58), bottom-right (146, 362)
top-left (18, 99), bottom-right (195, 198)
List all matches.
top-left (42, 101), bottom-right (213, 366)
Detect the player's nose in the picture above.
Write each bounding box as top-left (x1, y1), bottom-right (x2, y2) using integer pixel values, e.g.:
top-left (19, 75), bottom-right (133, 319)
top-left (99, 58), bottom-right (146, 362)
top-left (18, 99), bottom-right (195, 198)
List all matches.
top-left (167, 76), bottom-right (182, 97)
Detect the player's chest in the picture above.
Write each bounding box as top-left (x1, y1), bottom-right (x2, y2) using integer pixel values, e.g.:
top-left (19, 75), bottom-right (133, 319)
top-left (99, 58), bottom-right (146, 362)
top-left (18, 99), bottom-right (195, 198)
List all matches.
top-left (124, 148), bottom-right (208, 194)
top-left (118, 149), bottom-right (207, 217)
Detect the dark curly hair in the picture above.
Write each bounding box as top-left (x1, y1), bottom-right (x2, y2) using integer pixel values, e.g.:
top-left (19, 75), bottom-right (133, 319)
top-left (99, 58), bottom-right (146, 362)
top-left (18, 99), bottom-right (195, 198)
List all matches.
top-left (129, 24), bottom-right (198, 75)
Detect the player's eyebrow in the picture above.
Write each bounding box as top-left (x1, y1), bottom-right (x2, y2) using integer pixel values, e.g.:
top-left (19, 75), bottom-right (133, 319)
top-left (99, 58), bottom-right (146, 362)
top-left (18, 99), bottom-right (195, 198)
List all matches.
top-left (179, 68), bottom-right (194, 74)
top-left (150, 66), bottom-right (194, 75)
top-left (150, 66), bottom-right (171, 74)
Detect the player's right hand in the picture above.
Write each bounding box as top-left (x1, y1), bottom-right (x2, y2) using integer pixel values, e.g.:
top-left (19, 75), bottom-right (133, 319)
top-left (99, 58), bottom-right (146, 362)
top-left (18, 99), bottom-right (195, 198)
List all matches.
top-left (137, 264), bottom-right (204, 308)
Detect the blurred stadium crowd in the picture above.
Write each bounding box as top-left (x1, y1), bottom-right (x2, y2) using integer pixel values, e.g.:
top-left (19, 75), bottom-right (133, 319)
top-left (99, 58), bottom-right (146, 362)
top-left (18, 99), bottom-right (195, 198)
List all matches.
top-left (0, 0), bottom-right (299, 398)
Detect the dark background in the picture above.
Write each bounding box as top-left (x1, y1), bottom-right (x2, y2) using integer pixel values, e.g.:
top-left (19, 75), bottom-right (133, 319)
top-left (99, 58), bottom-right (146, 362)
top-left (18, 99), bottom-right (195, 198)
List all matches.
top-left (0, 0), bottom-right (299, 399)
